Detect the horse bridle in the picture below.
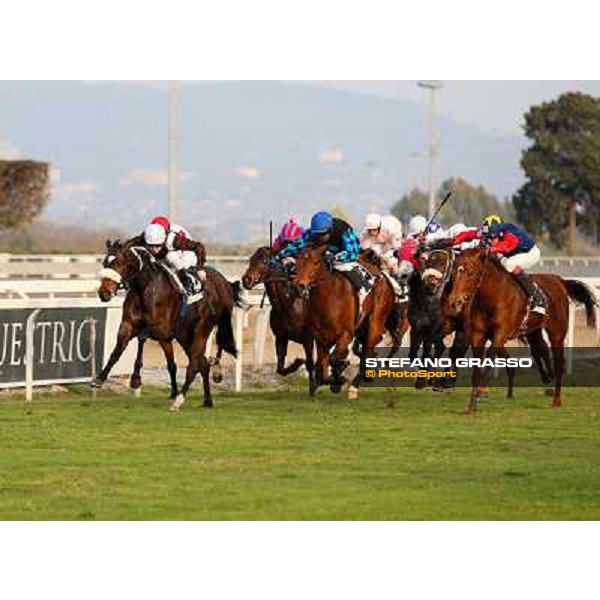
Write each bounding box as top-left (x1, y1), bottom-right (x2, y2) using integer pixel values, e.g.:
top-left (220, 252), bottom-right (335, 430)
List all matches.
top-left (452, 246), bottom-right (491, 308)
top-left (99, 246), bottom-right (155, 298)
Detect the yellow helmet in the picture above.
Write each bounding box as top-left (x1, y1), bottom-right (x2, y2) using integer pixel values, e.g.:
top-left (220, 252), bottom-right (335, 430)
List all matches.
top-left (482, 214), bottom-right (503, 228)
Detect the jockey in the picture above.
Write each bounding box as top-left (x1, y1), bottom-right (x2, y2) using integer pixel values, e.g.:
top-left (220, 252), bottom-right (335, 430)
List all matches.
top-left (395, 214), bottom-right (429, 283)
top-left (272, 218), bottom-right (304, 253)
top-left (451, 214), bottom-right (547, 315)
top-left (360, 213), bottom-right (403, 272)
top-left (277, 211), bottom-right (361, 271)
top-left (143, 215), bottom-right (207, 299)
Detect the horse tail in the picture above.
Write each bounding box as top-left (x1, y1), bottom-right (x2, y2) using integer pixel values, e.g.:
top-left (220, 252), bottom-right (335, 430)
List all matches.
top-left (230, 280), bottom-right (243, 307)
top-left (564, 279), bottom-right (598, 328)
top-left (216, 306), bottom-right (238, 359)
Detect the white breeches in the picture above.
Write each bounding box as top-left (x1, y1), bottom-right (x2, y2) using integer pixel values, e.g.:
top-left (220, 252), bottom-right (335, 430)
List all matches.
top-left (166, 250), bottom-right (198, 271)
top-left (500, 245), bottom-right (541, 273)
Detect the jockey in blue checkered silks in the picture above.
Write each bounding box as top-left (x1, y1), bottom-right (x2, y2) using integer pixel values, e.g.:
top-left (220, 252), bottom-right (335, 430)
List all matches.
top-left (277, 211), bottom-right (361, 266)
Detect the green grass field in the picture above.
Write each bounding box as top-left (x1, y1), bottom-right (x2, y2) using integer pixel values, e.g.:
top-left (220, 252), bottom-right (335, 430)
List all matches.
top-left (1, 383), bottom-right (599, 520)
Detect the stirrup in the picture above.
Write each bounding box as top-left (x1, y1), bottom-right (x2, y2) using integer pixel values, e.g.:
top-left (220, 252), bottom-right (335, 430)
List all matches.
top-left (531, 304), bottom-right (547, 316)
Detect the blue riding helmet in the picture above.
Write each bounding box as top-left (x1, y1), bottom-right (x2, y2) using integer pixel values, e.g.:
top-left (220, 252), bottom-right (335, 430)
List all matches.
top-left (310, 211), bottom-right (334, 236)
top-left (427, 220), bottom-right (442, 235)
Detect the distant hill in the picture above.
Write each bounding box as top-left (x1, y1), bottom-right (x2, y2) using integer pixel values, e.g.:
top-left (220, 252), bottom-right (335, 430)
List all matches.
top-left (0, 81), bottom-right (524, 242)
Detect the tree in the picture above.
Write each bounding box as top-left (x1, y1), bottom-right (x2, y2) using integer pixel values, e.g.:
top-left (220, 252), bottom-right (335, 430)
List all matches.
top-left (0, 160), bottom-right (50, 230)
top-left (391, 177), bottom-right (504, 227)
top-left (513, 92), bottom-right (600, 255)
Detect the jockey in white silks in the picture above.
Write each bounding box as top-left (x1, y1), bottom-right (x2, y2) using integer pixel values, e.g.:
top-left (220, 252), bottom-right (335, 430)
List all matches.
top-left (143, 215), bottom-right (207, 300)
top-left (360, 213), bottom-right (404, 271)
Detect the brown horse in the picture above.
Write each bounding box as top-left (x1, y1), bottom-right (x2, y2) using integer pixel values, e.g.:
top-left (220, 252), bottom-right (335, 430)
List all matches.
top-left (96, 239), bottom-right (182, 396)
top-left (97, 245), bottom-right (238, 410)
top-left (445, 247), bottom-right (597, 413)
top-left (241, 246), bottom-right (316, 395)
top-left (348, 250), bottom-right (409, 399)
top-left (292, 246), bottom-right (358, 393)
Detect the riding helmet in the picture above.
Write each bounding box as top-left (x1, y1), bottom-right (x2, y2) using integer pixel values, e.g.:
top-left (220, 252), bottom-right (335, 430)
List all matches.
top-left (310, 211), bottom-right (334, 235)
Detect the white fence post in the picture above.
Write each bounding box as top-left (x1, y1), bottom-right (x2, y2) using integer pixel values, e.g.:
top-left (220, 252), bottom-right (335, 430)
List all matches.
top-left (25, 309), bottom-right (41, 403)
top-left (567, 303), bottom-right (575, 375)
top-left (234, 307), bottom-right (244, 392)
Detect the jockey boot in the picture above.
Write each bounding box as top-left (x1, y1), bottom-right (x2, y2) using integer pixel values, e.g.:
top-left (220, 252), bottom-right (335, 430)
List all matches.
top-left (392, 272), bottom-right (409, 301)
top-left (514, 271), bottom-right (547, 315)
top-left (177, 269), bottom-right (197, 297)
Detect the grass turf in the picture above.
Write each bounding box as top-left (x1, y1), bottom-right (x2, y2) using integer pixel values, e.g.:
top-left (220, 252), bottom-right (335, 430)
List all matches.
top-left (1, 384), bottom-right (599, 520)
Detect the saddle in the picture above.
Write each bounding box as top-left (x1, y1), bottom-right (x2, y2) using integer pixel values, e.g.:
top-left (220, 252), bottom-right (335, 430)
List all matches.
top-left (336, 263), bottom-right (376, 293)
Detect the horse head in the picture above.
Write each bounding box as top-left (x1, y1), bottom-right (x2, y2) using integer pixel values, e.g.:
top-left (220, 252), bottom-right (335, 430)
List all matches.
top-left (445, 248), bottom-right (489, 317)
top-left (422, 249), bottom-right (453, 295)
top-left (242, 246), bottom-right (275, 290)
top-left (292, 245), bottom-right (328, 295)
top-left (98, 246), bottom-right (146, 302)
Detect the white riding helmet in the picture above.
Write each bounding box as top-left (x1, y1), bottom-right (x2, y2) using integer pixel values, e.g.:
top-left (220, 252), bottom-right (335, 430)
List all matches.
top-left (365, 213), bottom-right (382, 231)
top-left (144, 223), bottom-right (167, 245)
top-left (409, 215), bottom-right (428, 236)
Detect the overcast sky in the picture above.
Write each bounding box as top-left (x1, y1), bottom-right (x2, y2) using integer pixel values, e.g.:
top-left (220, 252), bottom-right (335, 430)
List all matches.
top-left (307, 80), bottom-right (600, 136)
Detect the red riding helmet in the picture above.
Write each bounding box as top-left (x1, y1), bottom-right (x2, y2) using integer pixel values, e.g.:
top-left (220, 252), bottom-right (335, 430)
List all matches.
top-left (150, 215), bottom-right (170, 231)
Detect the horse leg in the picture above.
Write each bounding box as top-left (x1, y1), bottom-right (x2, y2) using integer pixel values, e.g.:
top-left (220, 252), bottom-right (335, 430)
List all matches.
top-left (467, 332), bottom-right (487, 414)
top-left (349, 314), bottom-right (387, 400)
top-left (315, 342), bottom-right (330, 388)
top-left (527, 330), bottom-right (553, 384)
top-left (171, 335), bottom-right (212, 411)
top-left (129, 337), bottom-right (145, 392)
top-left (92, 321), bottom-right (136, 388)
top-left (548, 329), bottom-right (565, 408)
top-left (159, 340), bottom-right (179, 400)
top-left (276, 335), bottom-right (305, 376)
top-left (304, 337), bottom-right (317, 397)
top-left (496, 346), bottom-right (516, 399)
top-left (210, 346), bottom-right (223, 384)
top-left (330, 331), bottom-right (353, 394)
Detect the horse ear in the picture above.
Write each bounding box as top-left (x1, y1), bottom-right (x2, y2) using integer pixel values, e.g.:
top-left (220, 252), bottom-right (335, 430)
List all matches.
top-left (106, 239), bottom-right (112, 249)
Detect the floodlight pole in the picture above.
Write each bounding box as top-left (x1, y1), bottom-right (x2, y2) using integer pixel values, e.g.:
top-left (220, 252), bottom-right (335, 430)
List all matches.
top-left (168, 80), bottom-right (179, 222)
top-left (418, 81), bottom-right (443, 220)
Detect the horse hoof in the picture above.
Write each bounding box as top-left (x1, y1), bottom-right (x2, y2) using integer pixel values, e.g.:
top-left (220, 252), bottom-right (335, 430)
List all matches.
top-left (544, 388), bottom-right (554, 397)
top-left (90, 378), bottom-right (103, 389)
top-left (130, 376), bottom-right (142, 390)
top-left (330, 383), bottom-right (342, 394)
top-left (212, 370), bottom-right (223, 384)
top-left (347, 385), bottom-right (360, 400)
top-left (133, 387), bottom-right (142, 398)
top-left (552, 397), bottom-right (562, 408)
top-left (170, 394), bottom-right (186, 411)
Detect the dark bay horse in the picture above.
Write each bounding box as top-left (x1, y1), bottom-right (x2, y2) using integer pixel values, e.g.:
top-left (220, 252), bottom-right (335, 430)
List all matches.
top-left (97, 245), bottom-right (238, 410)
top-left (241, 246), bottom-right (316, 395)
top-left (97, 239), bottom-right (176, 395)
top-left (445, 248), bottom-right (597, 413)
top-left (293, 246), bottom-right (358, 393)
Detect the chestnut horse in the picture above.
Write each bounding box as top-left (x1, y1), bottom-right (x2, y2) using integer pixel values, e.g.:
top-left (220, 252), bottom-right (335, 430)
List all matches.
top-left (348, 250), bottom-right (409, 399)
top-left (241, 246), bottom-right (316, 395)
top-left (293, 246), bottom-right (358, 393)
top-left (445, 248), bottom-right (597, 413)
top-left (97, 245), bottom-right (238, 410)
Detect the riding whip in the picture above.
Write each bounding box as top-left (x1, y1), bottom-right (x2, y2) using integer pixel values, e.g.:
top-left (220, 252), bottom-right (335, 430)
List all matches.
top-left (427, 190), bottom-right (453, 230)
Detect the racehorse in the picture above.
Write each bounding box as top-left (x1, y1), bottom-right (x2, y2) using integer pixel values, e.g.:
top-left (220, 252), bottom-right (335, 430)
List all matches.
top-left (445, 247), bottom-right (597, 413)
top-left (292, 245), bottom-right (358, 393)
top-left (348, 249), bottom-right (409, 399)
top-left (96, 239), bottom-right (180, 396)
top-left (97, 245), bottom-right (238, 410)
top-left (241, 246), bottom-right (316, 395)
top-left (406, 269), bottom-right (446, 389)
